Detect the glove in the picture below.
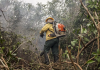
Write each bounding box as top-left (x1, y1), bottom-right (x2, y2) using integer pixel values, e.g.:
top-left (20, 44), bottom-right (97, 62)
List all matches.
top-left (40, 33), bottom-right (44, 38)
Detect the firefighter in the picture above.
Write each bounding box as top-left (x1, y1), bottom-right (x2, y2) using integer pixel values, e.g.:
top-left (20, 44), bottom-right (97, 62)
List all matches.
top-left (40, 17), bottom-right (59, 65)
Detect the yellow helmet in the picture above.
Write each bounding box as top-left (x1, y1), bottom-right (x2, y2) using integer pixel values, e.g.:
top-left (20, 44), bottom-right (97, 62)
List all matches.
top-left (46, 17), bottom-right (54, 22)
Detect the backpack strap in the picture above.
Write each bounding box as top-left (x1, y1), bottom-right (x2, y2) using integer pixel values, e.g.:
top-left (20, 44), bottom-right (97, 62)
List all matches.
top-left (47, 21), bottom-right (57, 34)
top-left (47, 29), bottom-right (56, 37)
top-left (47, 29), bottom-right (54, 33)
top-left (53, 21), bottom-right (57, 33)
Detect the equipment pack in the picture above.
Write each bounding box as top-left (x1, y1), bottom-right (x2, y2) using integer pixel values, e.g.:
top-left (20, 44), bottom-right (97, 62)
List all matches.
top-left (48, 21), bottom-right (66, 38)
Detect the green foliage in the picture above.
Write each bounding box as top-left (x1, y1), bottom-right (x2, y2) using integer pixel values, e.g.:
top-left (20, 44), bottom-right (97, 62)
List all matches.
top-left (0, 30), bottom-right (38, 69)
top-left (71, 39), bottom-right (78, 46)
top-left (84, 37), bottom-right (89, 42)
top-left (93, 49), bottom-right (100, 63)
top-left (86, 0), bottom-right (98, 9)
top-left (64, 0), bottom-right (100, 69)
top-left (87, 49), bottom-right (100, 69)
top-left (87, 60), bottom-right (95, 64)
top-left (63, 50), bottom-right (68, 59)
top-left (81, 28), bottom-right (87, 34)
top-left (0, 47), bottom-right (4, 54)
top-left (1, 0), bottom-right (100, 69)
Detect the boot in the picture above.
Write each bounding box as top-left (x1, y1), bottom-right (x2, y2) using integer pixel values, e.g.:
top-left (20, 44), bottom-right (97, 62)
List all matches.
top-left (54, 55), bottom-right (59, 63)
top-left (44, 52), bottom-right (49, 65)
top-left (40, 51), bottom-right (44, 56)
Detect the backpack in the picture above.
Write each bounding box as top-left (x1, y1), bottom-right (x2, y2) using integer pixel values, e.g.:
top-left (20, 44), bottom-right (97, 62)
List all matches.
top-left (48, 21), bottom-right (66, 38)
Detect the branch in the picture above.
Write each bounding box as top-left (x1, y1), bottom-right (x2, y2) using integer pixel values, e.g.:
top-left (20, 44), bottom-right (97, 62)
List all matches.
top-left (12, 35), bottom-right (36, 54)
top-left (67, 47), bottom-right (78, 70)
top-left (80, 38), bottom-right (86, 49)
top-left (97, 23), bottom-right (100, 49)
top-left (47, 54), bottom-right (53, 70)
top-left (82, 56), bottom-right (95, 67)
top-left (0, 65), bottom-right (8, 69)
top-left (1, 56), bottom-right (9, 70)
top-left (95, 12), bottom-right (99, 23)
top-left (77, 37), bottom-right (81, 64)
top-left (88, 42), bottom-right (95, 59)
top-left (95, 12), bottom-right (100, 35)
top-left (97, 22), bottom-right (100, 35)
top-left (64, 61), bottom-right (83, 70)
top-left (79, 0), bottom-right (98, 29)
top-left (0, 9), bottom-right (8, 22)
top-left (95, 12), bottom-right (100, 49)
top-left (76, 37), bottom-right (97, 58)
top-left (85, 37), bottom-right (97, 47)
top-left (0, 59), bottom-right (6, 67)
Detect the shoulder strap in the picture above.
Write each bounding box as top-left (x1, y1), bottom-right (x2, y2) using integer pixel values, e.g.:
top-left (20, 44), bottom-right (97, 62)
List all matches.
top-left (53, 21), bottom-right (57, 33)
top-left (47, 21), bottom-right (57, 33)
top-left (48, 29), bottom-right (54, 33)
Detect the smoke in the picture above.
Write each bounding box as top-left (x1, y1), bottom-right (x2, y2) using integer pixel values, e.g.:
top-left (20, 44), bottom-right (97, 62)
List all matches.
top-left (0, 0), bottom-right (80, 53)
top-left (0, 0), bottom-right (47, 53)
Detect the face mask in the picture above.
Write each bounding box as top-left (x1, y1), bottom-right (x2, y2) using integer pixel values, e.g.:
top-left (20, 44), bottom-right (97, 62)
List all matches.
top-left (48, 22), bottom-right (53, 24)
top-left (46, 22), bottom-right (53, 24)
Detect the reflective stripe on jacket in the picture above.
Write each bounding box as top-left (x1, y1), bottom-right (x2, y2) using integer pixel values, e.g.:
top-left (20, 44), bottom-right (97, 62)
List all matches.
top-left (40, 23), bottom-right (56, 41)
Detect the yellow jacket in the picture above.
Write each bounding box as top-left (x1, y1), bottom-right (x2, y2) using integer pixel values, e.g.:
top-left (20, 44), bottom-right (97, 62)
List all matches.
top-left (40, 23), bottom-right (56, 41)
